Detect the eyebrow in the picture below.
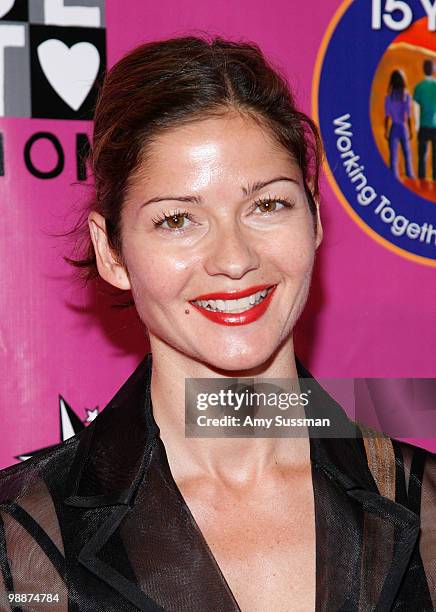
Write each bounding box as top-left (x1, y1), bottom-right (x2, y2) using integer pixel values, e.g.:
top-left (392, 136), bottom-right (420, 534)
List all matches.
top-left (139, 176), bottom-right (299, 209)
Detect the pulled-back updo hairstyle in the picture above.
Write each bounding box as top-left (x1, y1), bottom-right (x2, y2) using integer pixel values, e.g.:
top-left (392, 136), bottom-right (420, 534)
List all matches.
top-left (66, 35), bottom-right (323, 305)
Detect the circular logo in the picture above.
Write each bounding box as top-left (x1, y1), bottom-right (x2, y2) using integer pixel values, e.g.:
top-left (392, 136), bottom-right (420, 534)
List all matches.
top-left (313, 0), bottom-right (436, 266)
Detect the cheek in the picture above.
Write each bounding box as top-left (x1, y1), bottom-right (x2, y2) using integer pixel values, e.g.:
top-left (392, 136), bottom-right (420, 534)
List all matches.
top-left (124, 244), bottom-right (193, 306)
top-left (268, 227), bottom-right (316, 277)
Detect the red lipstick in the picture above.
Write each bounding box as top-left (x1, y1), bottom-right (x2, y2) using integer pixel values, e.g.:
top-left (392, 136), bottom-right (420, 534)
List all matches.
top-left (192, 283), bottom-right (272, 301)
top-left (189, 284), bottom-right (277, 326)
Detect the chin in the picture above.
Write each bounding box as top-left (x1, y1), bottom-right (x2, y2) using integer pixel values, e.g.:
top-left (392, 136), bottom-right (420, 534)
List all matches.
top-left (200, 342), bottom-right (276, 375)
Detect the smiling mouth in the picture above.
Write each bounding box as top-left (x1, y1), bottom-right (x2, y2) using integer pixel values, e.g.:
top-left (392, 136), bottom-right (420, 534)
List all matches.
top-left (190, 286), bottom-right (275, 314)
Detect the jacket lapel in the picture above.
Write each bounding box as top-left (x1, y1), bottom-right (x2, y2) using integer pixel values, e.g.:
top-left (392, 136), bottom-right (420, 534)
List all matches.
top-left (63, 354), bottom-right (239, 611)
top-left (63, 353), bottom-right (165, 610)
top-left (296, 362), bottom-right (421, 610)
top-left (309, 436), bottom-right (420, 611)
top-left (61, 353), bottom-right (421, 611)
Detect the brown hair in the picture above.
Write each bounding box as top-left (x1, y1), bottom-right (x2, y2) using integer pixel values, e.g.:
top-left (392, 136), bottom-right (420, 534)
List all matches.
top-left (66, 35), bottom-right (323, 306)
top-left (423, 59), bottom-right (434, 76)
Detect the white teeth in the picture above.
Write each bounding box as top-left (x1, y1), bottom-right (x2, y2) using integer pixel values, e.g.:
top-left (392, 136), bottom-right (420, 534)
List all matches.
top-left (193, 287), bottom-right (274, 313)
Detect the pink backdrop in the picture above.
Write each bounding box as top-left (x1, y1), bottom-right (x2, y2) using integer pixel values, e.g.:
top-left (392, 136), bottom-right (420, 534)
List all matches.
top-left (1, 0), bottom-right (435, 469)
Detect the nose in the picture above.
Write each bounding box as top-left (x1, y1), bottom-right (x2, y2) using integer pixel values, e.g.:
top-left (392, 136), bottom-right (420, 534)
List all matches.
top-left (203, 221), bottom-right (260, 279)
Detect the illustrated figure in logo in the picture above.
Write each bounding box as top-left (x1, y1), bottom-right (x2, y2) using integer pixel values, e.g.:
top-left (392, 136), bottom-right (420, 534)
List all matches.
top-left (413, 59), bottom-right (436, 183)
top-left (384, 69), bottom-right (414, 180)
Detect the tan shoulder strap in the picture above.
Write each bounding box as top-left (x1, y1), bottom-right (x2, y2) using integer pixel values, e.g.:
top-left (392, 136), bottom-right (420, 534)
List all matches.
top-left (358, 423), bottom-right (396, 502)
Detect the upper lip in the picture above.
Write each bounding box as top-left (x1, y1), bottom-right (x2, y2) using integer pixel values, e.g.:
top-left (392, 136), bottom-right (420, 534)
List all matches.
top-left (191, 284), bottom-right (275, 301)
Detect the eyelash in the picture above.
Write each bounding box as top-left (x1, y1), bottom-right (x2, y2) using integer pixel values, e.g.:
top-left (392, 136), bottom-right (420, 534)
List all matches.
top-left (151, 196), bottom-right (295, 232)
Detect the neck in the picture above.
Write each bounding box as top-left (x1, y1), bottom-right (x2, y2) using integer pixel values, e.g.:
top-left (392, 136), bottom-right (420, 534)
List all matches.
top-left (148, 335), bottom-right (311, 486)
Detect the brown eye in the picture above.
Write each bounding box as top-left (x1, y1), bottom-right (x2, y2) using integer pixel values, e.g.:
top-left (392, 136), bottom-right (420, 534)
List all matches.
top-left (166, 214), bottom-right (186, 229)
top-left (257, 199), bottom-right (278, 213)
top-left (151, 209), bottom-right (194, 231)
top-left (253, 197), bottom-right (294, 215)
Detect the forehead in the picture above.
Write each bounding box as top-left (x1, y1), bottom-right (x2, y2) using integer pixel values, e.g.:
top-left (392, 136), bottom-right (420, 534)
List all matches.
top-left (129, 112), bottom-right (302, 196)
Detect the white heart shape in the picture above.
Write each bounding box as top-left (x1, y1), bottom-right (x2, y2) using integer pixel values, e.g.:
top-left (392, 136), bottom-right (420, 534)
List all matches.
top-left (37, 39), bottom-right (100, 111)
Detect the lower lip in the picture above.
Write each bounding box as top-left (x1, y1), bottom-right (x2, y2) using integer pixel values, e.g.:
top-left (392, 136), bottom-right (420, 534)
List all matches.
top-left (189, 286), bottom-right (277, 326)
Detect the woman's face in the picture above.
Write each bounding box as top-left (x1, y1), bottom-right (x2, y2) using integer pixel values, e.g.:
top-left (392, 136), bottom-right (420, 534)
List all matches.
top-left (91, 111), bottom-right (322, 371)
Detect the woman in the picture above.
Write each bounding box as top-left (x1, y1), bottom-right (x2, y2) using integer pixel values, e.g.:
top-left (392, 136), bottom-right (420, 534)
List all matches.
top-left (0, 36), bottom-right (435, 611)
top-left (384, 69), bottom-right (414, 180)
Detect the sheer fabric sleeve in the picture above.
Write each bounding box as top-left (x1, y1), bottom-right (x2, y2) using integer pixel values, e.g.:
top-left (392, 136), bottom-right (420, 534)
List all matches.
top-left (417, 451), bottom-right (436, 608)
top-left (0, 465), bottom-right (68, 612)
top-left (400, 444), bottom-right (436, 609)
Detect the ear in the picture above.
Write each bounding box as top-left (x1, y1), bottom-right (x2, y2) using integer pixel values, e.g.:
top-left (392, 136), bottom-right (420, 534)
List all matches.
top-left (314, 195), bottom-right (323, 249)
top-left (306, 181), bottom-right (323, 249)
top-left (88, 211), bottom-right (131, 290)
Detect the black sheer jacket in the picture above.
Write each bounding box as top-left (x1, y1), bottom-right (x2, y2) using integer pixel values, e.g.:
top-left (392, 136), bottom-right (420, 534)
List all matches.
top-left (0, 353), bottom-right (434, 611)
